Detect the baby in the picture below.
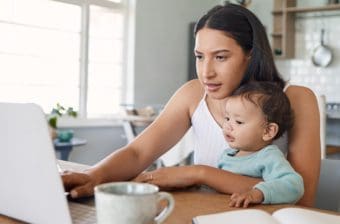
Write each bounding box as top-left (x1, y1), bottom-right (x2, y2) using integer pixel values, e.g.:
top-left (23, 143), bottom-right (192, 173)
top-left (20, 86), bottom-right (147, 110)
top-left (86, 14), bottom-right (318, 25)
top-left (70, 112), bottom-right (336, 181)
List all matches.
top-left (218, 81), bottom-right (304, 208)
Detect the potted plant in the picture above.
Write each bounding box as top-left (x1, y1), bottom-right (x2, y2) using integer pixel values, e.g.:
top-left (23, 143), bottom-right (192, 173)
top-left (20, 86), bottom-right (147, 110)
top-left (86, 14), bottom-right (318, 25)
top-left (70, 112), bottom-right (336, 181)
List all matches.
top-left (48, 103), bottom-right (77, 141)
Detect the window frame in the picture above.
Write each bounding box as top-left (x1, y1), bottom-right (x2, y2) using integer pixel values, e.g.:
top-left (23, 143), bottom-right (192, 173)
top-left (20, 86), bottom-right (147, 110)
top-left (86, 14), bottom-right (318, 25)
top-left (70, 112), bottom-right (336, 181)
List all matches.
top-left (52, 0), bottom-right (134, 119)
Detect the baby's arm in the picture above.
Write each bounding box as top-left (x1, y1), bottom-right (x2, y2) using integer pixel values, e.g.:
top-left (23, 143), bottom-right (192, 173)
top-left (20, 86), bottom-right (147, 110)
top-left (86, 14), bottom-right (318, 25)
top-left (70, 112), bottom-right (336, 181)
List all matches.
top-left (228, 147), bottom-right (304, 207)
top-left (254, 149), bottom-right (304, 204)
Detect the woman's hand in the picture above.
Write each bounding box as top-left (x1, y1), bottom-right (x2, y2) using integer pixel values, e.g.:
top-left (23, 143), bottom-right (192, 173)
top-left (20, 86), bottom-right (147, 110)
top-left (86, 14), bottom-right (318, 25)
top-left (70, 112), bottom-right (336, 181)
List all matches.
top-left (61, 170), bottom-right (96, 198)
top-left (133, 166), bottom-right (199, 190)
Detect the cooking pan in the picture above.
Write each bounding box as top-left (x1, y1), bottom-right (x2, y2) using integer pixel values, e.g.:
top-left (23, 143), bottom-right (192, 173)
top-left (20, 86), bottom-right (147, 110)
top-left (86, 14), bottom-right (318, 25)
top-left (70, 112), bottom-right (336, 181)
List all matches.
top-left (311, 29), bottom-right (333, 67)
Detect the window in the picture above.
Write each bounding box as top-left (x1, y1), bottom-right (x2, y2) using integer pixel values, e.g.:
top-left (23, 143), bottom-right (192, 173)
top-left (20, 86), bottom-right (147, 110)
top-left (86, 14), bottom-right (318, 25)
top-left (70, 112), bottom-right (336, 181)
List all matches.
top-left (0, 0), bottom-right (131, 118)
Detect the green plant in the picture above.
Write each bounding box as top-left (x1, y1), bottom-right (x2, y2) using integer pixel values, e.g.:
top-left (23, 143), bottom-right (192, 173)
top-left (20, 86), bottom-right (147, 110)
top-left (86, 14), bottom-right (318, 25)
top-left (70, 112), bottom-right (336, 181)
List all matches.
top-left (48, 103), bottom-right (78, 129)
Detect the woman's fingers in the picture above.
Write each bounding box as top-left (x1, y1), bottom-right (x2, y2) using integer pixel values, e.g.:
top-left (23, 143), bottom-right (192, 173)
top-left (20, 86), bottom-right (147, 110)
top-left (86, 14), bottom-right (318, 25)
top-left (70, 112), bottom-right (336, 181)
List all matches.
top-left (70, 182), bottom-right (95, 198)
top-left (133, 172), bottom-right (155, 183)
top-left (61, 171), bottom-right (93, 198)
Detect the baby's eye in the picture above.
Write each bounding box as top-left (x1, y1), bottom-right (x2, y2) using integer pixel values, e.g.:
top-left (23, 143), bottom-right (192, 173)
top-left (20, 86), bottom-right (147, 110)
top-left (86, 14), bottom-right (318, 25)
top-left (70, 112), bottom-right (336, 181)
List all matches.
top-left (224, 117), bottom-right (230, 121)
top-left (236, 120), bottom-right (244, 125)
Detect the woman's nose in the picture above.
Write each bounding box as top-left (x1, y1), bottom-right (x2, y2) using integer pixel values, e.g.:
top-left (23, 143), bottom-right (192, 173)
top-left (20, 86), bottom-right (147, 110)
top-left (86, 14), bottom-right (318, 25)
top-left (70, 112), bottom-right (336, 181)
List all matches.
top-left (201, 60), bottom-right (215, 78)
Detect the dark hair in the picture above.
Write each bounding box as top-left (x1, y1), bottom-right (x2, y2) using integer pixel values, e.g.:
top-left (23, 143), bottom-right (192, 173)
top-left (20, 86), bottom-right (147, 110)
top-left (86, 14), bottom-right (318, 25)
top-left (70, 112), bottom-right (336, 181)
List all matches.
top-left (231, 81), bottom-right (293, 140)
top-left (194, 3), bottom-right (285, 89)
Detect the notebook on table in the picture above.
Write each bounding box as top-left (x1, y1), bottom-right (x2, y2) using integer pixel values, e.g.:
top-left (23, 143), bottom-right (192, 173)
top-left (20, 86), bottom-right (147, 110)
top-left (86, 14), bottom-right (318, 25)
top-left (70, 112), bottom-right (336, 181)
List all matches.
top-left (192, 207), bottom-right (340, 224)
top-left (0, 102), bottom-right (96, 224)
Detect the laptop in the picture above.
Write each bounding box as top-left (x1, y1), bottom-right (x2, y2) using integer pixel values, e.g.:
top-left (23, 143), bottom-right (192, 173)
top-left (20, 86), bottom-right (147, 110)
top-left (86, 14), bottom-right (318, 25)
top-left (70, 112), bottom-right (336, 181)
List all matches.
top-left (0, 102), bottom-right (96, 224)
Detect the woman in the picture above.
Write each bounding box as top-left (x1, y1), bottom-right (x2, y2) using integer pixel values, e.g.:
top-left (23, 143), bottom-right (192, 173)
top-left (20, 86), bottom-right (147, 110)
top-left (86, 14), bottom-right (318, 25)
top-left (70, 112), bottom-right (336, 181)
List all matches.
top-left (62, 3), bottom-right (320, 207)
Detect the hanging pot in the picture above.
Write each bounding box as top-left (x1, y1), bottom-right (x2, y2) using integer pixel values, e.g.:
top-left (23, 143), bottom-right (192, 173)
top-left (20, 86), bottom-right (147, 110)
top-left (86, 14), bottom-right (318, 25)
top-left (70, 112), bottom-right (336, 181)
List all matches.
top-left (311, 29), bottom-right (333, 67)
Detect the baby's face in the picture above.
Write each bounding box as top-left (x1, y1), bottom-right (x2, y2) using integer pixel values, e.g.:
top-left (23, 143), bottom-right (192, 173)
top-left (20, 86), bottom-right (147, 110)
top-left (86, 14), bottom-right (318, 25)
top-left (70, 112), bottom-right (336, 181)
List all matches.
top-left (223, 96), bottom-right (267, 152)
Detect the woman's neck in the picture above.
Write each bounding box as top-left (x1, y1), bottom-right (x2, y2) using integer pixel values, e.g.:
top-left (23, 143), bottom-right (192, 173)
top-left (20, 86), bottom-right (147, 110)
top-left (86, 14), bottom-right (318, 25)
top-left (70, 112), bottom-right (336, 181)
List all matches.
top-left (205, 96), bottom-right (228, 127)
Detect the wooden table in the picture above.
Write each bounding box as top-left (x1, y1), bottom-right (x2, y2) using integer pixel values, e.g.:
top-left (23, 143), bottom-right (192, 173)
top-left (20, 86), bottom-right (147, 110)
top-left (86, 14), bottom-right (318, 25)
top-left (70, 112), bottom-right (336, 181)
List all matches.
top-left (0, 161), bottom-right (336, 224)
top-left (163, 190), bottom-right (295, 224)
top-left (0, 191), bottom-right (292, 224)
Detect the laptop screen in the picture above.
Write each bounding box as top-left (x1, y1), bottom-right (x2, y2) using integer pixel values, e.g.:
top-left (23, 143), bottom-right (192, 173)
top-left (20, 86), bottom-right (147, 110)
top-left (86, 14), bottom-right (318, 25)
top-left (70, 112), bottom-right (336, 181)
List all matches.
top-left (0, 103), bottom-right (72, 224)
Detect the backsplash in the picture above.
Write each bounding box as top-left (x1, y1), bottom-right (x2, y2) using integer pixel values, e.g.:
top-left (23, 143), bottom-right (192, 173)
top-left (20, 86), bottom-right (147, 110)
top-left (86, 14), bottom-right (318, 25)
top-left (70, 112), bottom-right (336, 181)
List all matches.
top-left (275, 12), bottom-right (340, 103)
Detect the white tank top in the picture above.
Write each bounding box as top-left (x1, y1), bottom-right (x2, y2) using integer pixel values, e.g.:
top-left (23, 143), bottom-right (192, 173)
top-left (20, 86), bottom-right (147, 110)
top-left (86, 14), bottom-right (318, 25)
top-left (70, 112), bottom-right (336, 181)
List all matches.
top-left (191, 83), bottom-right (290, 167)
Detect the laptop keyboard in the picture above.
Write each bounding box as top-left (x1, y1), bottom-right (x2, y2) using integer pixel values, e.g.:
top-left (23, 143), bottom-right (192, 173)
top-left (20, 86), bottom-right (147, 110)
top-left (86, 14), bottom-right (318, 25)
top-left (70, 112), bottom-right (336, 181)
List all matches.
top-left (69, 202), bottom-right (96, 224)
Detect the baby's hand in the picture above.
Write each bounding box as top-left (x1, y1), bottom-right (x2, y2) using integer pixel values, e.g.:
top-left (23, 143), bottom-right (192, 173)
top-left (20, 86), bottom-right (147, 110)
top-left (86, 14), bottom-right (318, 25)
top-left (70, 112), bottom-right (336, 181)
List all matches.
top-left (229, 188), bottom-right (264, 208)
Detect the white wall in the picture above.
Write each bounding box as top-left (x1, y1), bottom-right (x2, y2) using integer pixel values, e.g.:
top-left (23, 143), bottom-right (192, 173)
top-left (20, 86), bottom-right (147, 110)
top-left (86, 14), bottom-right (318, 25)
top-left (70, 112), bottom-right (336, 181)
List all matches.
top-left (66, 127), bottom-right (126, 165)
top-left (133, 0), bottom-right (220, 107)
top-left (250, 0), bottom-right (340, 102)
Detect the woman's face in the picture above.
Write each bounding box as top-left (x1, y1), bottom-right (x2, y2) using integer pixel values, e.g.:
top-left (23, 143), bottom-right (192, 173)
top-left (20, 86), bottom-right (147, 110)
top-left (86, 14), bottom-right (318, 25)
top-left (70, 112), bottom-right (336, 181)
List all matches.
top-left (195, 28), bottom-right (250, 99)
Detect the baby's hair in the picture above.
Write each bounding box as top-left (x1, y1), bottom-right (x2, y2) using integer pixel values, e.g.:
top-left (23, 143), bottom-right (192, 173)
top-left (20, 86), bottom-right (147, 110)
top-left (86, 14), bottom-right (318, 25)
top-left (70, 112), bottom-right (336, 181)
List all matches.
top-left (231, 81), bottom-right (294, 139)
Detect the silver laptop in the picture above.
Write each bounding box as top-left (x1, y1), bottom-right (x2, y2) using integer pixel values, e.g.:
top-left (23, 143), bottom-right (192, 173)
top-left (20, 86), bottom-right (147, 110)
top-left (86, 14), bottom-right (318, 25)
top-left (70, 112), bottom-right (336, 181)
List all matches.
top-left (0, 102), bottom-right (96, 224)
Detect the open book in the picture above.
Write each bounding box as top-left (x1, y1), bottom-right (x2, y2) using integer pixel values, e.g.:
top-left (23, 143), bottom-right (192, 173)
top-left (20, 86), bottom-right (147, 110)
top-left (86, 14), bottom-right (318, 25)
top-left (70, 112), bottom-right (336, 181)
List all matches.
top-left (192, 208), bottom-right (340, 224)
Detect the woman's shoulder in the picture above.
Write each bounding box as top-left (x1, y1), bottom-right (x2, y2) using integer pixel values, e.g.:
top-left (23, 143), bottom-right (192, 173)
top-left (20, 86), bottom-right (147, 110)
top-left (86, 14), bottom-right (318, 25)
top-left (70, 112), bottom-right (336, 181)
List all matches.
top-left (181, 79), bottom-right (204, 93)
top-left (177, 79), bottom-right (205, 114)
top-left (285, 85), bottom-right (318, 105)
top-left (284, 85), bottom-right (319, 123)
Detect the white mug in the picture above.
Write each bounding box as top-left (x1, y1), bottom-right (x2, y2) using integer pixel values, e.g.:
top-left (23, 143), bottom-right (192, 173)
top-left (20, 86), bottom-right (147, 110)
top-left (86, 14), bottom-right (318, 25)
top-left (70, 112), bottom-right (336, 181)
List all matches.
top-left (95, 182), bottom-right (174, 224)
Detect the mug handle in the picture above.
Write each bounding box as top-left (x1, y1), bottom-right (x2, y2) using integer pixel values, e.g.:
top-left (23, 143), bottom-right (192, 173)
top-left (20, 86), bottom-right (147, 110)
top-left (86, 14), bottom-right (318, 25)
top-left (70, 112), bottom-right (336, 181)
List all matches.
top-left (154, 192), bottom-right (175, 224)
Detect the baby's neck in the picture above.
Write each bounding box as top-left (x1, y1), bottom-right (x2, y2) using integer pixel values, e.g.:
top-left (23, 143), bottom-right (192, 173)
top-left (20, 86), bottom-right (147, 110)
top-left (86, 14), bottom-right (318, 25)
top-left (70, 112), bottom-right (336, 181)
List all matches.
top-left (235, 143), bottom-right (271, 156)
top-left (235, 150), bottom-right (257, 156)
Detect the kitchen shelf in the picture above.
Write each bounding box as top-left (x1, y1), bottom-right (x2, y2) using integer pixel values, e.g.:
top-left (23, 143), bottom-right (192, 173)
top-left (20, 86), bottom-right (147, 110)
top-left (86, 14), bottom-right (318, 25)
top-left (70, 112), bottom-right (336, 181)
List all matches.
top-left (271, 1), bottom-right (340, 59)
top-left (271, 33), bottom-right (283, 37)
top-left (271, 0), bottom-right (296, 59)
top-left (286, 4), bottom-right (340, 13)
top-left (272, 10), bottom-right (283, 14)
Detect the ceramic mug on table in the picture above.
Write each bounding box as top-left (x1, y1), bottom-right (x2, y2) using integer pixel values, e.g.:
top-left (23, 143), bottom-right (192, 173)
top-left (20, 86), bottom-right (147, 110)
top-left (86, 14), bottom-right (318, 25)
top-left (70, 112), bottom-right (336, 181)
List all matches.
top-left (95, 182), bottom-right (174, 224)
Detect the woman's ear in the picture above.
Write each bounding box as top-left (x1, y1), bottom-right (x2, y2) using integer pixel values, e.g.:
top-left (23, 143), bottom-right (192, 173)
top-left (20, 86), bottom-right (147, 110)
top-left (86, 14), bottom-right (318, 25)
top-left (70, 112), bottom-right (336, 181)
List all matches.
top-left (263, 123), bottom-right (279, 142)
top-left (247, 50), bottom-right (252, 59)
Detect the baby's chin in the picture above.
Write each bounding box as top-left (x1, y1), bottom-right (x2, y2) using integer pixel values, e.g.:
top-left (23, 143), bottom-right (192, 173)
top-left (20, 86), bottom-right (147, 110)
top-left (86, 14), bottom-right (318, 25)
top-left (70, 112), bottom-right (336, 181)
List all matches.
top-left (228, 142), bottom-right (239, 149)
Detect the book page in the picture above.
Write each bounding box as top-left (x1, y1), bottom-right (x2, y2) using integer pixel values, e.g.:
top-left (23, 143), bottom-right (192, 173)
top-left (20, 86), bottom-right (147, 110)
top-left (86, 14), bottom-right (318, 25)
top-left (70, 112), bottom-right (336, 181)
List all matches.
top-left (273, 208), bottom-right (340, 224)
top-left (193, 209), bottom-right (280, 224)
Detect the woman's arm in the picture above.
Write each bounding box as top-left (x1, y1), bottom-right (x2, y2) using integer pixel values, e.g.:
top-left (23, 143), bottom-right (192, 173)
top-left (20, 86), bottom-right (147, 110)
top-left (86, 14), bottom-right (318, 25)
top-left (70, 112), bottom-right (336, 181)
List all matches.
top-left (286, 86), bottom-right (321, 207)
top-left (62, 80), bottom-right (202, 197)
top-left (134, 164), bottom-right (261, 194)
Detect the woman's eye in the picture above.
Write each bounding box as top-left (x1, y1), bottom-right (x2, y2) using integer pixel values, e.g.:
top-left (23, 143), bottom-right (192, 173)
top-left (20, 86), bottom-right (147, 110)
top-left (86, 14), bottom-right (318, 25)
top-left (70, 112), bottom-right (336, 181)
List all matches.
top-left (195, 55), bottom-right (203, 60)
top-left (216, 55), bottom-right (226, 61)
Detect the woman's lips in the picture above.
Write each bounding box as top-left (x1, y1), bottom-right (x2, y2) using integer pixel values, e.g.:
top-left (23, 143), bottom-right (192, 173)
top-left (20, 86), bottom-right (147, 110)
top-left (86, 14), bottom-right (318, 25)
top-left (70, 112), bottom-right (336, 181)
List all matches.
top-left (205, 83), bottom-right (221, 92)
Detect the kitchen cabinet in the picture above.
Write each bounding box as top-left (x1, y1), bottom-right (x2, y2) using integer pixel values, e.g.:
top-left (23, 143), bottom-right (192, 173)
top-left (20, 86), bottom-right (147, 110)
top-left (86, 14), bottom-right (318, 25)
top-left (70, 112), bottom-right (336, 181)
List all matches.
top-left (272, 0), bottom-right (340, 59)
top-left (327, 145), bottom-right (340, 156)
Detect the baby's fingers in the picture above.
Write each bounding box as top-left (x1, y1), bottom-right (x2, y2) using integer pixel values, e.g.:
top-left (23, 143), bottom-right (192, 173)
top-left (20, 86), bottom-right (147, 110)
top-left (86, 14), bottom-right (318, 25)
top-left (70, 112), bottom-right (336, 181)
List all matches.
top-left (229, 193), bottom-right (246, 208)
top-left (243, 197), bottom-right (251, 208)
top-left (229, 193), bottom-right (239, 207)
top-left (234, 196), bottom-right (245, 207)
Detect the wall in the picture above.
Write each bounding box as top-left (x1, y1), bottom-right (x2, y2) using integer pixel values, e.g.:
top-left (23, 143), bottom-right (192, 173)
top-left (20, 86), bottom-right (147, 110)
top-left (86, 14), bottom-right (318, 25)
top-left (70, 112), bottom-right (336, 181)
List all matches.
top-left (133, 0), bottom-right (220, 107)
top-left (276, 13), bottom-right (340, 102)
top-left (58, 126), bottom-right (126, 165)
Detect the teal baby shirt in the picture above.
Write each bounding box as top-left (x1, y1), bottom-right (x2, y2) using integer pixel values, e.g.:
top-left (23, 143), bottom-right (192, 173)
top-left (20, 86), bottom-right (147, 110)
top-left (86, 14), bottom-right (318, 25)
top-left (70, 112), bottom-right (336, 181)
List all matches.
top-left (218, 145), bottom-right (304, 204)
